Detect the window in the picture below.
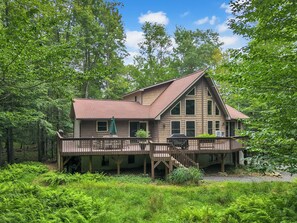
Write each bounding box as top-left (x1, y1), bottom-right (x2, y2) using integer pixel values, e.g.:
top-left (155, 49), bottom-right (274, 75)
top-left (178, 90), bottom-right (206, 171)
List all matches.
top-left (97, 121), bottom-right (108, 132)
top-left (207, 89), bottom-right (212, 96)
top-left (215, 121), bottom-right (220, 131)
top-left (208, 121), bottom-right (213, 135)
top-left (135, 96), bottom-right (137, 102)
top-left (187, 88), bottom-right (195, 96)
top-left (215, 105), bottom-right (220, 115)
top-left (128, 155), bottom-right (135, 164)
top-left (207, 100), bottom-right (213, 115)
top-left (171, 102), bottom-right (180, 115)
top-left (186, 121), bottom-right (195, 137)
top-left (186, 100), bottom-right (195, 115)
top-left (171, 121), bottom-right (180, 134)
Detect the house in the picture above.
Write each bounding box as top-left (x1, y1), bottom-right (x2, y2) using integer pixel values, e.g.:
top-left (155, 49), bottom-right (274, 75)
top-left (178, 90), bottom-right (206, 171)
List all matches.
top-left (59, 70), bottom-right (248, 176)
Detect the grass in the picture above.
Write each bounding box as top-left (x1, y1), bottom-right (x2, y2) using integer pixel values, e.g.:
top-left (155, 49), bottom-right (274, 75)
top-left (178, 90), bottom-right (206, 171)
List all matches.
top-left (0, 162), bottom-right (297, 222)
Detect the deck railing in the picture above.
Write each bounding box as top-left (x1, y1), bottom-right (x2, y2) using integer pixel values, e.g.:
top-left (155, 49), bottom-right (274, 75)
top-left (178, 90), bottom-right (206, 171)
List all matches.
top-left (57, 132), bottom-right (246, 156)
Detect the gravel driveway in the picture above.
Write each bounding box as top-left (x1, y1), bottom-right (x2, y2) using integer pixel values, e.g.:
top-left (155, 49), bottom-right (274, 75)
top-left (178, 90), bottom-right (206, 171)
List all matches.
top-left (204, 172), bottom-right (297, 182)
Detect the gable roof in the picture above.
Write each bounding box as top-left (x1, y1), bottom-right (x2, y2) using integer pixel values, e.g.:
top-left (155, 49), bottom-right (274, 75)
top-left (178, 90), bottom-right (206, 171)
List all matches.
top-left (71, 70), bottom-right (248, 120)
top-left (149, 70), bottom-right (206, 119)
top-left (225, 104), bottom-right (249, 119)
top-left (72, 99), bottom-right (150, 120)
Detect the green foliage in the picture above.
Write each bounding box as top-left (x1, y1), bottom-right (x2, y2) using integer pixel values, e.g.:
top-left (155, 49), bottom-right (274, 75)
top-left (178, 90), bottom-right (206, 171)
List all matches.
top-left (196, 134), bottom-right (216, 138)
top-left (135, 129), bottom-right (150, 138)
top-left (215, 0), bottom-right (297, 173)
top-left (2, 160), bottom-right (297, 222)
top-left (167, 167), bottom-right (203, 185)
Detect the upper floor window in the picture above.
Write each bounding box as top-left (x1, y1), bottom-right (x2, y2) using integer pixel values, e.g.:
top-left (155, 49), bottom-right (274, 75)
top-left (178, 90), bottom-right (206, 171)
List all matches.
top-left (97, 121), bottom-right (108, 132)
top-left (207, 100), bottom-right (213, 115)
top-left (171, 121), bottom-right (180, 134)
top-left (207, 89), bottom-right (212, 97)
top-left (187, 87), bottom-right (195, 96)
top-left (215, 105), bottom-right (220, 115)
top-left (171, 102), bottom-right (180, 115)
top-left (186, 100), bottom-right (195, 115)
top-left (186, 121), bottom-right (195, 137)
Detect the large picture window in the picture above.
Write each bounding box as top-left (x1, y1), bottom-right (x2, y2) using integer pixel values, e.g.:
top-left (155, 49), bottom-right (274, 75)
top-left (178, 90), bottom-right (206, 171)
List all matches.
top-left (208, 121), bottom-right (213, 135)
top-left (186, 100), bottom-right (195, 115)
top-left (207, 100), bottom-right (213, 115)
top-left (186, 121), bottom-right (195, 137)
top-left (97, 121), bottom-right (108, 132)
top-left (171, 121), bottom-right (180, 134)
top-left (171, 102), bottom-right (180, 115)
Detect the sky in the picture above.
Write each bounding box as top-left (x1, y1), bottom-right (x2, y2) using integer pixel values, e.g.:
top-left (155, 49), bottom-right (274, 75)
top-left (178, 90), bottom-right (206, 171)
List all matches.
top-left (118, 0), bottom-right (247, 64)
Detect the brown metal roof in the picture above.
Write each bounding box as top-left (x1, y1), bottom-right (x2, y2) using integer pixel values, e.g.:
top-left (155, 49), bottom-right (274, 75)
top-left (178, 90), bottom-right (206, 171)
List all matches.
top-left (226, 104), bottom-right (249, 119)
top-left (149, 70), bottom-right (205, 118)
top-left (73, 99), bottom-right (151, 120)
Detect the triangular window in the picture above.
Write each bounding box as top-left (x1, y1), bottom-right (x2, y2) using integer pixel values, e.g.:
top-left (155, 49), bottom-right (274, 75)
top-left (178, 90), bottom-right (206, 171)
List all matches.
top-left (187, 87), bottom-right (196, 96)
top-left (171, 102), bottom-right (180, 115)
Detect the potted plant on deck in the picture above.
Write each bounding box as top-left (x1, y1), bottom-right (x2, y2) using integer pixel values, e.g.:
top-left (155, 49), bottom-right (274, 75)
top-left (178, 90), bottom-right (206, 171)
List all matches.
top-left (135, 129), bottom-right (150, 150)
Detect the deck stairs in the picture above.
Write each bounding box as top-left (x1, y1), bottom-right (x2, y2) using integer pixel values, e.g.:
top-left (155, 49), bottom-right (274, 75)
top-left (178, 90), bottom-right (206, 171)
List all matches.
top-left (170, 156), bottom-right (185, 168)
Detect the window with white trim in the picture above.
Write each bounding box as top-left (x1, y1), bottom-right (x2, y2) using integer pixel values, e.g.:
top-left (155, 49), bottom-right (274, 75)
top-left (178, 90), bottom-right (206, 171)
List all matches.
top-left (171, 102), bottom-right (181, 115)
top-left (171, 121), bottom-right (180, 134)
top-left (97, 121), bottom-right (108, 132)
top-left (208, 121), bottom-right (213, 135)
top-left (215, 105), bottom-right (220, 115)
top-left (215, 121), bottom-right (220, 131)
top-left (186, 100), bottom-right (195, 115)
top-left (187, 87), bottom-right (195, 96)
top-left (186, 121), bottom-right (195, 137)
top-left (207, 100), bottom-right (213, 115)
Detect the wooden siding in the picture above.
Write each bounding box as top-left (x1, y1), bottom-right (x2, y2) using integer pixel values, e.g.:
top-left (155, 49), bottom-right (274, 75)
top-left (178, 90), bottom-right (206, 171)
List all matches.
top-left (80, 120), bottom-right (129, 137)
top-left (123, 92), bottom-right (142, 103)
top-left (157, 77), bottom-right (227, 142)
top-left (141, 84), bottom-right (168, 105)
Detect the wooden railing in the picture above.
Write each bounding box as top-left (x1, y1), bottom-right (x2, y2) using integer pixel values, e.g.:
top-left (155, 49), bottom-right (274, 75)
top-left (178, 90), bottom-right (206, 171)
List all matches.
top-left (57, 132), bottom-right (152, 155)
top-left (57, 132), bottom-right (246, 156)
top-left (167, 136), bottom-right (246, 152)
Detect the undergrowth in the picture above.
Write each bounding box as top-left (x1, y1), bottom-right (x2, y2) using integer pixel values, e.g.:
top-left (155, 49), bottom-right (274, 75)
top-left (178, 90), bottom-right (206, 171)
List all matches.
top-left (0, 162), bottom-right (296, 223)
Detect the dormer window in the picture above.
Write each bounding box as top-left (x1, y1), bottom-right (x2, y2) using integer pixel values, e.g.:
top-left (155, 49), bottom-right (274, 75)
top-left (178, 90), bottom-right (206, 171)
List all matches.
top-left (187, 87), bottom-right (195, 96)
top-left (135, 96), bottom-right (137, 102)
top-left (171, 102), bottom-right (181, 115)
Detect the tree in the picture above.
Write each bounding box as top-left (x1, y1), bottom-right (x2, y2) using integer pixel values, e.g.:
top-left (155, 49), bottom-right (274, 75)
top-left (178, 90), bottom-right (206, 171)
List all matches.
top-left (216, 0), bottom-right (297, 172)
top-left (132, 22), bottom-right (174, 88)
top-left (173, 27), bottom-right (222, 76)
top-left (70, 0), bottom-right (126, 98)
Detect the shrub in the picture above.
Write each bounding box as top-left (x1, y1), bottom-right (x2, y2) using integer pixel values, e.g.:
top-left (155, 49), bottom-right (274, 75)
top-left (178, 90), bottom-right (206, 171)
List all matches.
top-left (196, 134), bottom-right (216, 138)
top-left (135, 129), bottom-right (150, 138)
top-left (167, 167), bottom-right (203, 185)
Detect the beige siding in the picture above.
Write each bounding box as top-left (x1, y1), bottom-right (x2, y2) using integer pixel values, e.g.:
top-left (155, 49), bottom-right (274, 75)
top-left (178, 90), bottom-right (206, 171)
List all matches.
top-left (142, 85), bottom-right (168, 105)
top-left (157, 77), bottom-right (227, 142)
top-left (80, 120), bottom-right (129, 137)
top-left (123, 92), bottom-right (142, 103)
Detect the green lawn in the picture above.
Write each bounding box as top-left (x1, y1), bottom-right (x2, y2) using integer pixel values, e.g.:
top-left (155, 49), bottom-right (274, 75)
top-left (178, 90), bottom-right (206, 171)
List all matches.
top-left (0, 162), bottom-right (296, 223)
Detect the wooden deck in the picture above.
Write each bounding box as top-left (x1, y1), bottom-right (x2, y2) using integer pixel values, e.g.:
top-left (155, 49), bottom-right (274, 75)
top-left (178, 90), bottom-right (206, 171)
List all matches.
top-left (58, 136), bottom-right (245, 156)
top-left (57, 133), bottom-right (246, 175)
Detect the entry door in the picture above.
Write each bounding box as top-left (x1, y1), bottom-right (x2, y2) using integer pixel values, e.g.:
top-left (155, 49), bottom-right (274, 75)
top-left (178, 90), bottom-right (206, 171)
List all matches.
top-left (129, 121), bottom-right (147, 137)
top-left (226, 122), bottom-right (236, 137)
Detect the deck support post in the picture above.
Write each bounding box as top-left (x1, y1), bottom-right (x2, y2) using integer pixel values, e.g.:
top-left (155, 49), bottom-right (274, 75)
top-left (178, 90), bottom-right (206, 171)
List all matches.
top-left (234, 152), bottom-right (238, 168)
top-left (220, 154), bottom-right (226, 172)
top-left (143, 157), bottom-right (147, 174)
top-left (151, 160), bottom-right (155, 179)
top-left (116, 161), bottom-right (121, 175)
top-left (88, 156), bottom-right (92, 173)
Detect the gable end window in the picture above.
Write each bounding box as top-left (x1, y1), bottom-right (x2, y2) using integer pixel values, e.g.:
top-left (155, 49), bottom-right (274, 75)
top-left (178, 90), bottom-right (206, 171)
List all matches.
top-left (186, 100), bottom-right (195, 115)
top-left (207, 100), bottom-right (213, 115)
top-left (215, 105), bottom-right (220, 115)
top-left (171, 121), bottom-right (180, 134)
top-left (171, 102), bottom-right (181, 115)
top-left (215, 121), bottom-right (220, 131)
top-left (97, 121), bottom-right (108, 132)
top-left (207, 89), bottom-right (212, 97)
top-left (187, 87), bottom-right (196, 96)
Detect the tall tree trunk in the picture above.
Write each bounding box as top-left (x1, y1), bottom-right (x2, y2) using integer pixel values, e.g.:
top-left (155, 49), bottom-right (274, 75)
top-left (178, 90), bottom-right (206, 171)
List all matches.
top-left (6, 128), bottom-right (14, 164)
